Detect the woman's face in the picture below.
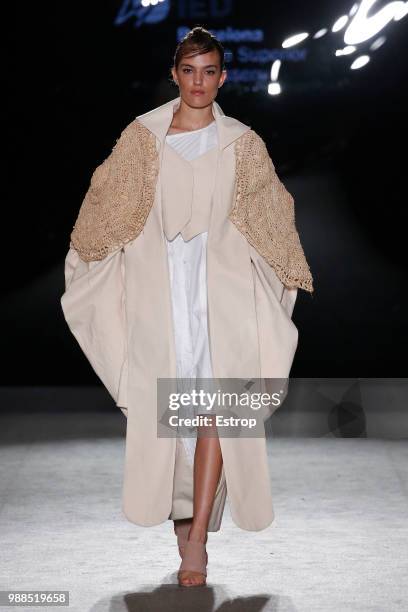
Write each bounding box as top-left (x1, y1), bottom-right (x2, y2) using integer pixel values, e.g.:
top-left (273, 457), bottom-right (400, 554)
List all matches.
top-left (171, 50), bottom-right (227, 107)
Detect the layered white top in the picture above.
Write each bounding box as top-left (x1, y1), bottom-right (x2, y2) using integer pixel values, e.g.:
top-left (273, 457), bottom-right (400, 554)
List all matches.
top-left (165, 120), bottom-right (217, 160)
top-left (164, 121), bottom-right (218, 464)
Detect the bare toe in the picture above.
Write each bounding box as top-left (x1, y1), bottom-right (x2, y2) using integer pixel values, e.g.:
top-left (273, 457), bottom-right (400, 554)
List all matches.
top-left (178, 570), bottom-right (205, 587)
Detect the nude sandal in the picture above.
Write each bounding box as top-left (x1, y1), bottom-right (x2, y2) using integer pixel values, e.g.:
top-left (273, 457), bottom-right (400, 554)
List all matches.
top-left (177, 540), bottom-right (208, 587)
top-left (173, 521), bottom-right (191, 558)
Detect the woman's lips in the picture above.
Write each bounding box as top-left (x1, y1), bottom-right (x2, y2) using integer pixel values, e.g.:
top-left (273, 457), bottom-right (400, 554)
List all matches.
top-left (191, 90), bottom-right (205, 95)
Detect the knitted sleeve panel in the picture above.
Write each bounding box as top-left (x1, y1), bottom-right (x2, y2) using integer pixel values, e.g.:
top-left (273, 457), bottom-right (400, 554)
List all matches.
top-left (70, 119), bottom-right (159, 262)
top-left (228, 129), bottom-right (314, 293)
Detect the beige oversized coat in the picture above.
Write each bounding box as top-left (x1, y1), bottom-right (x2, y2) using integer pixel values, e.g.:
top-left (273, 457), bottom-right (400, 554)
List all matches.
top-left (61, 95), bottom-right (313, 531)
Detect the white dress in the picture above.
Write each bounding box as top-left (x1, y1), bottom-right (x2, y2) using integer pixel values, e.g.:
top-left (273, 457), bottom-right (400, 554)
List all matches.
top-left (164, 121), bottom-right (217, 466)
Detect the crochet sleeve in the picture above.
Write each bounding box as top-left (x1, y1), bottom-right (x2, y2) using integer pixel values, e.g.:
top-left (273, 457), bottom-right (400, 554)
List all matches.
top-left (230, 129), bottom-right (314, 293)
top-left (69, 120), bottom-right (159, 262)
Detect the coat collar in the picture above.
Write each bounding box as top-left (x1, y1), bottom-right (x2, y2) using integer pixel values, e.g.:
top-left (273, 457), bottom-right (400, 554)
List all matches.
top-left (136, 95), bottom-right (251, 150)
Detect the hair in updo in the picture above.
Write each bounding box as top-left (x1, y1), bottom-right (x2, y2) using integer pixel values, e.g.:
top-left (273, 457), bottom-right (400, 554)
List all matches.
top-left (172, 26), bottom-right (225, 74)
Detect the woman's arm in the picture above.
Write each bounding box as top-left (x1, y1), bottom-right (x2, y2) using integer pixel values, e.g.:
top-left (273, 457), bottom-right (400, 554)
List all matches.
top-left (230, 128), bottom-right (314, 294)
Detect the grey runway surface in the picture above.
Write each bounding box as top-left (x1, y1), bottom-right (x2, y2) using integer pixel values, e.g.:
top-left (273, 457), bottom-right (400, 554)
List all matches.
top-left (0, 412), bottom-right (407, 612)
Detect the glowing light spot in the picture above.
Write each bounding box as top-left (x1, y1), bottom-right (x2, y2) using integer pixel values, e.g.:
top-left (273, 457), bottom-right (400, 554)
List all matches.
top-left (394, 1), bottom-right (408, 19)
top-left (350, 54), bottom-right (370, 69)
top-left (350, 3), bottom-right (360, 16)
top-left (332, 15), bottom-right (349, 32)
top-left (270, 60), bottom-right (281, 81)
top-left (313, 28), bottom-right (328, 39)
top-left (344, 0), bottom-right (407, 45)
top-left (335, 45), bottom-right (357, 56)
top-left (282, 33), bottom-right (309, 48)
top-left (370, 35), bottom-right (387, 49)
top-left (268, 82), bottom-right (281, 95)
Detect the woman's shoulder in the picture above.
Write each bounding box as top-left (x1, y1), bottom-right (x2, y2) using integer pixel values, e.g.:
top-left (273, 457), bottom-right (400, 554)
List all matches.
top-left (103, 118), bottom-right (158, 165)
top-left (116, 117), bottom-right (155, 144)
top-left (235, 126), bottom-right (270, 162)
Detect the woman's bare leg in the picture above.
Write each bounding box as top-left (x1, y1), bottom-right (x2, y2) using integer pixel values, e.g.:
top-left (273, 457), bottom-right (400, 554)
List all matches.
top-left (178, 415), bottom-right (223, 585)
top-left (190, 415), bottom-right (223, 541)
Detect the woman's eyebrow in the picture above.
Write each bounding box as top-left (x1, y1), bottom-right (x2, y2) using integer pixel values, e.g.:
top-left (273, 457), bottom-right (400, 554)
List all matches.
top-left (180, 63), bottom-right (218, 68)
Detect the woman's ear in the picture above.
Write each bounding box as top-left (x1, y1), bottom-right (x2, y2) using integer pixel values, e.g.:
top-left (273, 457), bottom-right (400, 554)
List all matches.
top-left (171, 67), bottom-right (179, 86)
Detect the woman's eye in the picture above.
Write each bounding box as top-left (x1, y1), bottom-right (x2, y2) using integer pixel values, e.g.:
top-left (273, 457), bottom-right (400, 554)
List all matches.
top-left (181, 68), bottom-right (216, 75)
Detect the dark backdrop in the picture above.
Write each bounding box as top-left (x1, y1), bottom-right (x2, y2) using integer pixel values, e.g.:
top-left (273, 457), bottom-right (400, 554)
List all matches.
top-left (3, 0), bottom-right (407, 389)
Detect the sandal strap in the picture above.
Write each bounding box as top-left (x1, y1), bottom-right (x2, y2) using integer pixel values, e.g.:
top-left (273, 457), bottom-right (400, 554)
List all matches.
top-left (178, 540), bottom-right (208, 576)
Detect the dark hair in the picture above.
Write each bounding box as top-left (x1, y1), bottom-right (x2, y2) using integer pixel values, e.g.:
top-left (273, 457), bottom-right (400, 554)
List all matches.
top-left (172, 26), bottom-right (225, 73)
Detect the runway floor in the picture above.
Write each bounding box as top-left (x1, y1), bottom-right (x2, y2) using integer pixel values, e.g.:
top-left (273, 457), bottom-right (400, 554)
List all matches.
top-left (0, 412), bottom-right (407, 612)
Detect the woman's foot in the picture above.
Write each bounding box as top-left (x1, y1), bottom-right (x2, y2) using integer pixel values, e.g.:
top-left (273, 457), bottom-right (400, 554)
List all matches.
top-left (177, 526), bottom-right (208, 587)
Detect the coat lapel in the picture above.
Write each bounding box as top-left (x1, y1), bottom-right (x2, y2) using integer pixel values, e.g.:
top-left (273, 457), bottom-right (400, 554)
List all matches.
top-left (136, 95), bottom-right (251, 151)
